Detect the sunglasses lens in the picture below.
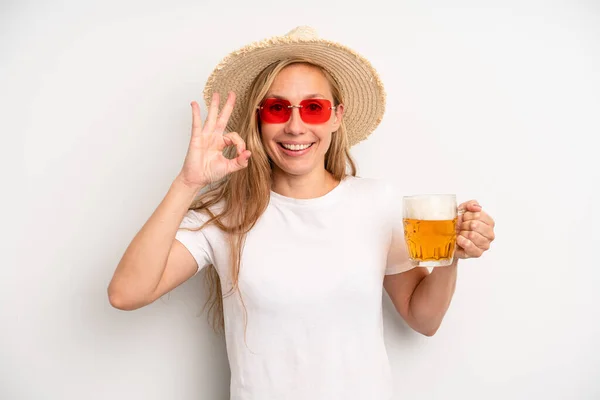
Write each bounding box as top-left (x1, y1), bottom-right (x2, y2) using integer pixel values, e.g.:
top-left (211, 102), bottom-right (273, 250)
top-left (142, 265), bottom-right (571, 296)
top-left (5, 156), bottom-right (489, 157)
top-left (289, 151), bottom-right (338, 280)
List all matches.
top-left (260, 99), bottom-right (291, 123)
top-left (299, 99), bottom-right (332, 124)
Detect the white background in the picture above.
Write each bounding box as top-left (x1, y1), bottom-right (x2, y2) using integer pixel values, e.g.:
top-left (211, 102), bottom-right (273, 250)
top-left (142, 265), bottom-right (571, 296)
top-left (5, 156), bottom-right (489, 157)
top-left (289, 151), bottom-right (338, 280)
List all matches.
top-left (3, 0), bottom-right (600, 399)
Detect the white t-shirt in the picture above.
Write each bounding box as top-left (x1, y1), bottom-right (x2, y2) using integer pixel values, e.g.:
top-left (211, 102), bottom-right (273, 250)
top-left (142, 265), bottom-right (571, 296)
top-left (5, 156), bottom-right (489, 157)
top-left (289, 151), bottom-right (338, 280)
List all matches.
top-left (175, 175), bottom-right (414, 400)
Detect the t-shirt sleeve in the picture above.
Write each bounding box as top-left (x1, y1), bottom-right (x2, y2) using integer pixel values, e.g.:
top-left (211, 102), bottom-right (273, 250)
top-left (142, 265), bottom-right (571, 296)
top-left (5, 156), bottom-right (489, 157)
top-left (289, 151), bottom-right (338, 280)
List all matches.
top-left (175, 210), bottom-right (214, 275)
top-left (383, 183), bottom-right (415, 275)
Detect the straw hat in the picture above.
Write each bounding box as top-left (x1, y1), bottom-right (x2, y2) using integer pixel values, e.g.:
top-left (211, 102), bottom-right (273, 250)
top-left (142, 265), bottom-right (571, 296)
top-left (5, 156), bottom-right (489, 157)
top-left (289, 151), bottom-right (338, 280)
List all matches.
top-left (203, 26), bottom-right (386, 147)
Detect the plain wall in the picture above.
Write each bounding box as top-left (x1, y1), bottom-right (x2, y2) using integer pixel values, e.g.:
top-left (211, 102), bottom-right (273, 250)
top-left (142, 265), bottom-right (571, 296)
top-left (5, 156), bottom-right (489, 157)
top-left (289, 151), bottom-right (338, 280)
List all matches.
top-left (3, 0), bottom-right (600, 398)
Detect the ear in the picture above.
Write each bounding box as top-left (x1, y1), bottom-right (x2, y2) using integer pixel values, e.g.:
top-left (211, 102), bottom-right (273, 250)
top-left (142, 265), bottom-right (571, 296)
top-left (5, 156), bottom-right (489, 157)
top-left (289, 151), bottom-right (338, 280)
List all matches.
top-left (332, 103), bottom-right (345, 131)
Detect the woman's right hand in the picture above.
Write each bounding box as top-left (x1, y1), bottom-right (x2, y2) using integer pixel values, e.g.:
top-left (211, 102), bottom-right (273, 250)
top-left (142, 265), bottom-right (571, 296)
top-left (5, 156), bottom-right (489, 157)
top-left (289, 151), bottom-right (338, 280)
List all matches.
top-left (178, 91), bottom-right (251, 189)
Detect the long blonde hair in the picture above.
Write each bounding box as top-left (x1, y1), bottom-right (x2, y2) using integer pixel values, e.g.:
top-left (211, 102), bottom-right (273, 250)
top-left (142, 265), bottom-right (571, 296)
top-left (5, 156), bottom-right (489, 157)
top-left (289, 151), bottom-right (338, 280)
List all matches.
top-left (189, 58), bottom-right (357, 334)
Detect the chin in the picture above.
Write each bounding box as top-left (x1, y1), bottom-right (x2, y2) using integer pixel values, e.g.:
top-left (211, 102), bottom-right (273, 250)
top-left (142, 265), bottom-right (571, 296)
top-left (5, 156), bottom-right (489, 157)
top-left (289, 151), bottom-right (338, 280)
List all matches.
top-left (272, 159), bottom-right (314, 176)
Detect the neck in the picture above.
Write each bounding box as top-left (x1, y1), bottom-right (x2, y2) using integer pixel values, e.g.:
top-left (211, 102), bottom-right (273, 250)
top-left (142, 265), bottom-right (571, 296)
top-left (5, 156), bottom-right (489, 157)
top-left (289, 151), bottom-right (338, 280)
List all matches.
top-left (271, 167), bottom-right (339, 199)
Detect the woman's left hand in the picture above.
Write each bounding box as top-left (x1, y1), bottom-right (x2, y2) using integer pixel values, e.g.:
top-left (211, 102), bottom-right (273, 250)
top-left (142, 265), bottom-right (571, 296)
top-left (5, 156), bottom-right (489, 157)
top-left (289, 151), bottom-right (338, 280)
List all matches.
top-left (455, 200), bottom-right (496, 259)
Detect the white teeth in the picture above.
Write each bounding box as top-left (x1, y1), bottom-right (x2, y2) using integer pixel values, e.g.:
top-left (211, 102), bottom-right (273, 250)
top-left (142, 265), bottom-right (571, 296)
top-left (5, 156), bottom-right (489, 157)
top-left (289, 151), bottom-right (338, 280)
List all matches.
top-left (281, 143), bottom-right (311, 151)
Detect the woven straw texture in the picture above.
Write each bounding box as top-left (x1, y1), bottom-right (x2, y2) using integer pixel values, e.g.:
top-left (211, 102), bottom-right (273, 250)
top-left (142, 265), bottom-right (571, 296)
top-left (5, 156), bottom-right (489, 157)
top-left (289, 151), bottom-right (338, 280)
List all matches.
top-left (203, 26), bottom-right (386, 147)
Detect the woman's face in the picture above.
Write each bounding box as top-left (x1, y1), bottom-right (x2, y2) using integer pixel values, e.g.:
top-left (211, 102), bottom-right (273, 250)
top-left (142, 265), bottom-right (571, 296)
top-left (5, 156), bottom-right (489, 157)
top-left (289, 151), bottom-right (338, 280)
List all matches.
top-left (259, 63), bottom-right (344, 180)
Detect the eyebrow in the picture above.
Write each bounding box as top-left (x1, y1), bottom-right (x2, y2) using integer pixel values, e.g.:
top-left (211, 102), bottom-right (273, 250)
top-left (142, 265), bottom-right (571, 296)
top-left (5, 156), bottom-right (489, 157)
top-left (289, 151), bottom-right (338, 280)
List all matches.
top-left (267, 93), bottom-right (328, 100)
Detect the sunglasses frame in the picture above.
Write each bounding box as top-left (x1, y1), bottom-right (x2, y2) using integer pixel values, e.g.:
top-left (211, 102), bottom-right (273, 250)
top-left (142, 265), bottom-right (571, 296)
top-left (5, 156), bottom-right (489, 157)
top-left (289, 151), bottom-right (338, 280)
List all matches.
top-left (257, 98), bottom-right (337, 125)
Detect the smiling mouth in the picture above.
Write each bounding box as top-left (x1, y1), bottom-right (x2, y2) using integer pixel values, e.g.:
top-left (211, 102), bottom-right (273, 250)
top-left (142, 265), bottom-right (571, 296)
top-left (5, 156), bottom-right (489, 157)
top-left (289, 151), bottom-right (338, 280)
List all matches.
top-left (278, 143), bottom-right (314, 151)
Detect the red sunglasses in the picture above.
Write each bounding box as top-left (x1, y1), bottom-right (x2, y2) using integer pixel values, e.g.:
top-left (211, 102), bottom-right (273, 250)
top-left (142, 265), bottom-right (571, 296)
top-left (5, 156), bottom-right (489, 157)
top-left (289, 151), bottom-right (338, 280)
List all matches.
top-left (257, 98), bottom-right (336, 124)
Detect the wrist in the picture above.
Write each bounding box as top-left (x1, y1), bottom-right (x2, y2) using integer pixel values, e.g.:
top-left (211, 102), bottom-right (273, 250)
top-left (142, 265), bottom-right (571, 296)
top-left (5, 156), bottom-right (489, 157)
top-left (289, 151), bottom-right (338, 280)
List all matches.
top-left (174, 174), bottom-right (206, 192)
top-left (172, 175), bottom-right (205, 199)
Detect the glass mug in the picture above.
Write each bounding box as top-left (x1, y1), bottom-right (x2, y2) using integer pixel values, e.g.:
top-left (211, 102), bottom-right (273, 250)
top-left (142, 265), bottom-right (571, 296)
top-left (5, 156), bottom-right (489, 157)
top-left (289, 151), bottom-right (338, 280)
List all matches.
top-left (403, 194), bottom-right (459, 267)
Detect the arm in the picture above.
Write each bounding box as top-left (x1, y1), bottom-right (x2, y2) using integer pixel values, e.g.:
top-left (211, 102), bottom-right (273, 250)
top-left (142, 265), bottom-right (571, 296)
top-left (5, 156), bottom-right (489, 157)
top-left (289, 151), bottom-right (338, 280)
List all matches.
top-left (108, 95), bottom-right (250, 311)
top-left (384, 261), bottom-right (458, 337)
top-left (383, 200), bottom-right (496, 336)
top-left (107, 176), bottom-right (203, 310)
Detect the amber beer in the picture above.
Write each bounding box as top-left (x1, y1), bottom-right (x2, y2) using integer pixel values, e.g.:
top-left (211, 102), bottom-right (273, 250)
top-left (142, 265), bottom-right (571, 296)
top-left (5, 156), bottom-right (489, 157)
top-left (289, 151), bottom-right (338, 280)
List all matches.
top-left (403, 194), bottom-right (458, 267)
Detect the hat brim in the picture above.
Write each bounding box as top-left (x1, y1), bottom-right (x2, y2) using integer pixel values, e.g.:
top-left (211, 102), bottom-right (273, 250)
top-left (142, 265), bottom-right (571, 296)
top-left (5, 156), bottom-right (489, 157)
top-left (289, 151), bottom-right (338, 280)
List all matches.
top-left (203, 35), bottom-right (386, 147)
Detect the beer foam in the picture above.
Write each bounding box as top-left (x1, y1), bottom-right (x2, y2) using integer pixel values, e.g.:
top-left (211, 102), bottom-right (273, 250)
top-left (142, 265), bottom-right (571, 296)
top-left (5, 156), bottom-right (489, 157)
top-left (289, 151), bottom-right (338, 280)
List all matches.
top-left (403, 195), bottom-right (457, 220)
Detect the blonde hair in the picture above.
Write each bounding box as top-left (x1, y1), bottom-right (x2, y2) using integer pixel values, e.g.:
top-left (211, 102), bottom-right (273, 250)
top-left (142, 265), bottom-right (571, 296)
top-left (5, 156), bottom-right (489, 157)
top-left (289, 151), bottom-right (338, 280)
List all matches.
top-left (188, 58), bottom-right (357, 335)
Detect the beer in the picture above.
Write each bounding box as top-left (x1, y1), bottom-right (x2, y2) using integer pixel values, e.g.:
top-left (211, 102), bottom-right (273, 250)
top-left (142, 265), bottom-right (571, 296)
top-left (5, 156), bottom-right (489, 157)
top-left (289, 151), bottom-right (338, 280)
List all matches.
top-left (403, 194), bottom-right (457, 267)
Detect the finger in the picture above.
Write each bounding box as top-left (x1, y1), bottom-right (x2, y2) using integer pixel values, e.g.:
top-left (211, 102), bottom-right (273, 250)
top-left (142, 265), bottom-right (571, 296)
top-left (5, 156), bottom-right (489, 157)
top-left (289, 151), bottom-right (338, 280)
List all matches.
top-left (222, 132), bottom-right (247, 155)
top-left (214, 92), bottom-right (236, 134)
top-left (462, 210), bottom-right (495, 227)
top-left (458, 230), bottom-right (491, 250)
top-left (460, 220), bottom-right (496, 241)
top-left (456, 235), bottom-right (484, 258)
top-left (190, 101), bottom-right (202, 137)
top-left (227, 150), bottom-right (252, 173)
top-left (203, 92), bottom-right (220, 134)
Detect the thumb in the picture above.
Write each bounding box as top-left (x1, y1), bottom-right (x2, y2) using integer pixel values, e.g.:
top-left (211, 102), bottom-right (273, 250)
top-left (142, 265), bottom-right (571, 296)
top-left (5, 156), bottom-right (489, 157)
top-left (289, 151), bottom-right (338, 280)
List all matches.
top-left (458, 199), bottom-right (482, 213)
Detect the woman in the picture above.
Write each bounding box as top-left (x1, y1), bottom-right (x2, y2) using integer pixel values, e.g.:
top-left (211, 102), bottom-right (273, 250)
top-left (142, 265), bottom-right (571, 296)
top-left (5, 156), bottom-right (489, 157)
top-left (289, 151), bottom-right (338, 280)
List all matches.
top-left (108, 26), bottom-right (496, 399)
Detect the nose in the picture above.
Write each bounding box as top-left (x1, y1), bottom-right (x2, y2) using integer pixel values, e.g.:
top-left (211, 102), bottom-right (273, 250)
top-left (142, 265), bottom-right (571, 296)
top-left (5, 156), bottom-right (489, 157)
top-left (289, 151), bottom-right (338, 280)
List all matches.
top-left (284, 107), bottom-right (306, 135)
